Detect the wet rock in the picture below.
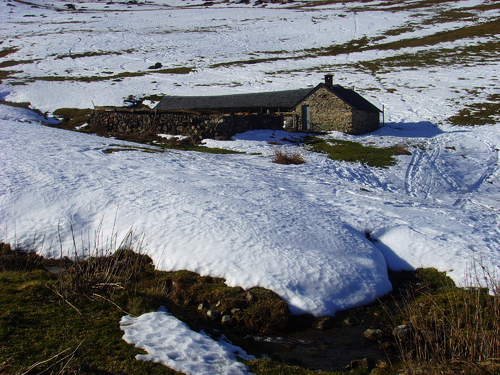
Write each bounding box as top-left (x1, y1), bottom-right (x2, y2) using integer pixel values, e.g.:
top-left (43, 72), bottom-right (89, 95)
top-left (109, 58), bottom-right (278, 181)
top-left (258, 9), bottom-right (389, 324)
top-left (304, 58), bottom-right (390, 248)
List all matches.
top-left (315, 317), bottom-right (334, 330)
top-left (207, 310), bottom-right (220, 319)
top-left (393, 325), bottom-right (411, 340)
top-left (401, 366), bottom-right (428, 375)
top-left (346, 358), bottom-right (376, 371)
top-left (246, 291), bottom-right (256, 301)
top-left (44, 266), bottom-right (66, 275)
top-left (148, 62), bottom-right (162, 69)
top-left (364, 328), bottom-right (383, 341)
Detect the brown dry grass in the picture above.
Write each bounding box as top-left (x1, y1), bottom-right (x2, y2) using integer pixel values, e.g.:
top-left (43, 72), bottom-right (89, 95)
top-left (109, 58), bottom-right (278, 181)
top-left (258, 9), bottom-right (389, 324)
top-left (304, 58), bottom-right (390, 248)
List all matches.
top-left (271, 147), bottom-right (306, 165)
top-left (389, 265), bottom-right (500, 373)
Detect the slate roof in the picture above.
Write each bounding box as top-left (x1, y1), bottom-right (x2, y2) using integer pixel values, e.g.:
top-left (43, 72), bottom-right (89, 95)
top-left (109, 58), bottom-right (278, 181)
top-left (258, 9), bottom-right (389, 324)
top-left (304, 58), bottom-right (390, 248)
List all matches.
top-left (321, 84), bottom-right (381, 113)
top-left (155, 88), bottom-right (312, 112)
top-left (154, 84), bottom-right (381, 113)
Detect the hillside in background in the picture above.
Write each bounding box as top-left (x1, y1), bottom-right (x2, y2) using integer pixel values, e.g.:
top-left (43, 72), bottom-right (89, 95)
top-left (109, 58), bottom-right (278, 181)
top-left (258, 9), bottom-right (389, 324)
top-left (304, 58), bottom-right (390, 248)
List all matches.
top-left (0, 0), bottom-right (498, 126)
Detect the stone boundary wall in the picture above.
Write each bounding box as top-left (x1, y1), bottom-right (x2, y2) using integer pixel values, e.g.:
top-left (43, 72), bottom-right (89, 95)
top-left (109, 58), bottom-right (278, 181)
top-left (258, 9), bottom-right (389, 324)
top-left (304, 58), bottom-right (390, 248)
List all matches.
top-left (88, 110), bottom-right (284, 140)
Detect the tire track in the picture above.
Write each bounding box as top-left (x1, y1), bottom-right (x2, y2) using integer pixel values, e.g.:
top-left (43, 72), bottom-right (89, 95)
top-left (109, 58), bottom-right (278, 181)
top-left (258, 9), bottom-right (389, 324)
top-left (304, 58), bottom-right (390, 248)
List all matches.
top-left (404, 141), bottom-right (442, 199)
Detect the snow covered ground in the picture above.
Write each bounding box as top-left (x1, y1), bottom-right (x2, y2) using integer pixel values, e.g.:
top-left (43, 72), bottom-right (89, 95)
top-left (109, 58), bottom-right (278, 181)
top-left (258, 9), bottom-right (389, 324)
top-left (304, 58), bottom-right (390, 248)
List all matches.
top-left (120, 306), bottom-right (255, 375)
top-left (1, 0), bottom-right (500, 370)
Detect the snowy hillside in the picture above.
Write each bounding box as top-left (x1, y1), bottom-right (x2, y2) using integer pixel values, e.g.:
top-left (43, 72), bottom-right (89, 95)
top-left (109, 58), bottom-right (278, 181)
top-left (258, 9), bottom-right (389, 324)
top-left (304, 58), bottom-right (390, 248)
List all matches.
top-left (1, 0), bottom-right (500, 318)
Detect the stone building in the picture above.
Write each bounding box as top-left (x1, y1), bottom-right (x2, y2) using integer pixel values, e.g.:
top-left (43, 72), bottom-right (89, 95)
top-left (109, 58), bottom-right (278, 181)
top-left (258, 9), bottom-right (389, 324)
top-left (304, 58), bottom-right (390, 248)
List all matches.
top-left (89, 76), bottom-right (381, 141)
top-left (155, 75), bottom-right (381, 135)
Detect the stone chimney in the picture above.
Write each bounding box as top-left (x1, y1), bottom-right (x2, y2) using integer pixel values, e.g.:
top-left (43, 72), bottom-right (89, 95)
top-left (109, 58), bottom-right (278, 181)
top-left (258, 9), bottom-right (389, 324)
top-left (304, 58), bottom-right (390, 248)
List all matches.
top-left (324, 74), bottom-right (333, 87)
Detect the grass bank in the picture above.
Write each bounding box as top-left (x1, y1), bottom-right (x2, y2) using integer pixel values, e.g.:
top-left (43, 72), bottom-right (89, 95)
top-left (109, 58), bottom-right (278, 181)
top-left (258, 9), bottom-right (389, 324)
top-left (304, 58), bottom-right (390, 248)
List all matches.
top-left (304, 136), bottom-right (411, 168)
top-left (2, 240), bottom-right (499, 374)
top-left (0, 242), bottom-right (295, 374)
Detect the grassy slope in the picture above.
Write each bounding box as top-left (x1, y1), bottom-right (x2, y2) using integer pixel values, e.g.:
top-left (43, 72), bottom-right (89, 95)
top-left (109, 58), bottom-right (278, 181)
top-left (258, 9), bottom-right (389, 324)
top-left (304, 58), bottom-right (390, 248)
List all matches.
top-left (0, 244), bottom-right (310, 374)
top-left (2, 243), bottom-right (499, 375)
top-left (0, 270), bottom-right (180, 375)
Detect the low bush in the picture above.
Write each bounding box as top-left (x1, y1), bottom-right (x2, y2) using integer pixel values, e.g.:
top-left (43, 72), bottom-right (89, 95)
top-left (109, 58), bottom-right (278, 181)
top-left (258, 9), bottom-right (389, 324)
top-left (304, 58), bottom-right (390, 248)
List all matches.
top-left (271, 147), bottom-right (306, 165)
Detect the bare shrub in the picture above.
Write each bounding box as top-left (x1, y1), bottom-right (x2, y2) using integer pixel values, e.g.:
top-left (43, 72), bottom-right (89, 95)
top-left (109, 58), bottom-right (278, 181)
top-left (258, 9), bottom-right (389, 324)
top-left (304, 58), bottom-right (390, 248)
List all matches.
top-left (271, 147), bottom-right (306, 165)
top-left (391, 143), bottom-right (412, 156)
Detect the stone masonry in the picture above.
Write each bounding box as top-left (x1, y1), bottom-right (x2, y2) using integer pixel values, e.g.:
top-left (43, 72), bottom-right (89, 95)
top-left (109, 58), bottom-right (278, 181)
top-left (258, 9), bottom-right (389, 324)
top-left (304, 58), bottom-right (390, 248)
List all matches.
top-left (88, 110), bottom-right (283, 141)
top-left (290, 86), bottom-right (379, 134)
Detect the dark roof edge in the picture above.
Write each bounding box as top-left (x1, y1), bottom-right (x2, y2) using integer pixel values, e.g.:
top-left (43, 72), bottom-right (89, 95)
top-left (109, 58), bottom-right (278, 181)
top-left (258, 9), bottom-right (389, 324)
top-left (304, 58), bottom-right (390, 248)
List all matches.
top-left (291, 83), bottom-right (381, 112)
top-left (326, 83), bottom-right (382, 112)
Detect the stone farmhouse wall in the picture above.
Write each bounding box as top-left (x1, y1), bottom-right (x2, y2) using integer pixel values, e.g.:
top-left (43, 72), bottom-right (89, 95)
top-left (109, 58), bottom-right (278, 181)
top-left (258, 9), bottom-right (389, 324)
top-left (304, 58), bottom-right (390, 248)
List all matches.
top-left (88, 110), bottom-right (283, 140)
top-left (290, 86), bottom-right (379, 134)
top-left (351, 110), bottom-right (380, 135)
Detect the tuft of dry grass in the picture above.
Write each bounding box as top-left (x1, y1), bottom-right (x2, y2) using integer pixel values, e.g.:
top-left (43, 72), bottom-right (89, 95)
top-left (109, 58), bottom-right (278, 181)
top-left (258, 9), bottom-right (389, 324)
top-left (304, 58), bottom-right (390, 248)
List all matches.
top-left (388, 264), bottom-right (500, 373)
top-left (271, 147), bottom-right (306, 165)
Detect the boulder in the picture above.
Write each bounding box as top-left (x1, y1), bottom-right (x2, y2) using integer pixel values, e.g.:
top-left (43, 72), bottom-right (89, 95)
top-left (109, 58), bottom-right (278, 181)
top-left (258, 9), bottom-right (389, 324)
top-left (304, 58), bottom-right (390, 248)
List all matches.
top-left (364, 328), bottom-right (384, 341)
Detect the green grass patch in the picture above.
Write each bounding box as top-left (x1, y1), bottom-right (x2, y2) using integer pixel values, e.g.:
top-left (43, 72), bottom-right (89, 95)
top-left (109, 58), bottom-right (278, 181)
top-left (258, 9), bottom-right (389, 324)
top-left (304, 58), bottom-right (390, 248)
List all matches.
top-left (353, 36), bottom-right (500, 74)
top-left (0, 246), bottom-right (179, 374)
top-left (103, 144), bottom-right (170, 154)
top-left (304, 137), bottom-right (410, 168)
top-left (0, 47), bottom-right (19, 58)
top-left (210, 56), bottom-right (287, 69)
top-left (53, 108), bottom-right (93, 129)
top-left (0, 58), bottom-right (38, 68)
top-left (422, 9), bottom-right (478, 25)
top-left (0, 69), bottom-right (22, 83)
top-left (447, 94), bottom-right (500, 126)
top-left (382, 25), bottom-right (418, 37)
top-left (245, 358), bottom-right (342, 374)
top-left (476, 2), bottom-right (500, 11)
top-left (314, 18), bottom-right (500, 60)
top-left (55, 50), bottom-right (128, 60)
top-left (209, 14), bottom-right (500, 70)
top-left (376, 0), bottom-right (479, 11)
top-left (304, 35), bottom-right (384, 58)
top-left (158, 143), bottom-right (245, 154)
top-left (19, 67), bottom-right (194, 84)
top-left (0, 100), bottom-right (47, 118)
top-left (0, 273), bottom-right (179, 374)
top-left (0, 100), bottom-right (32, 110)
top-left (373, 18), bottom-right (500, 51)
